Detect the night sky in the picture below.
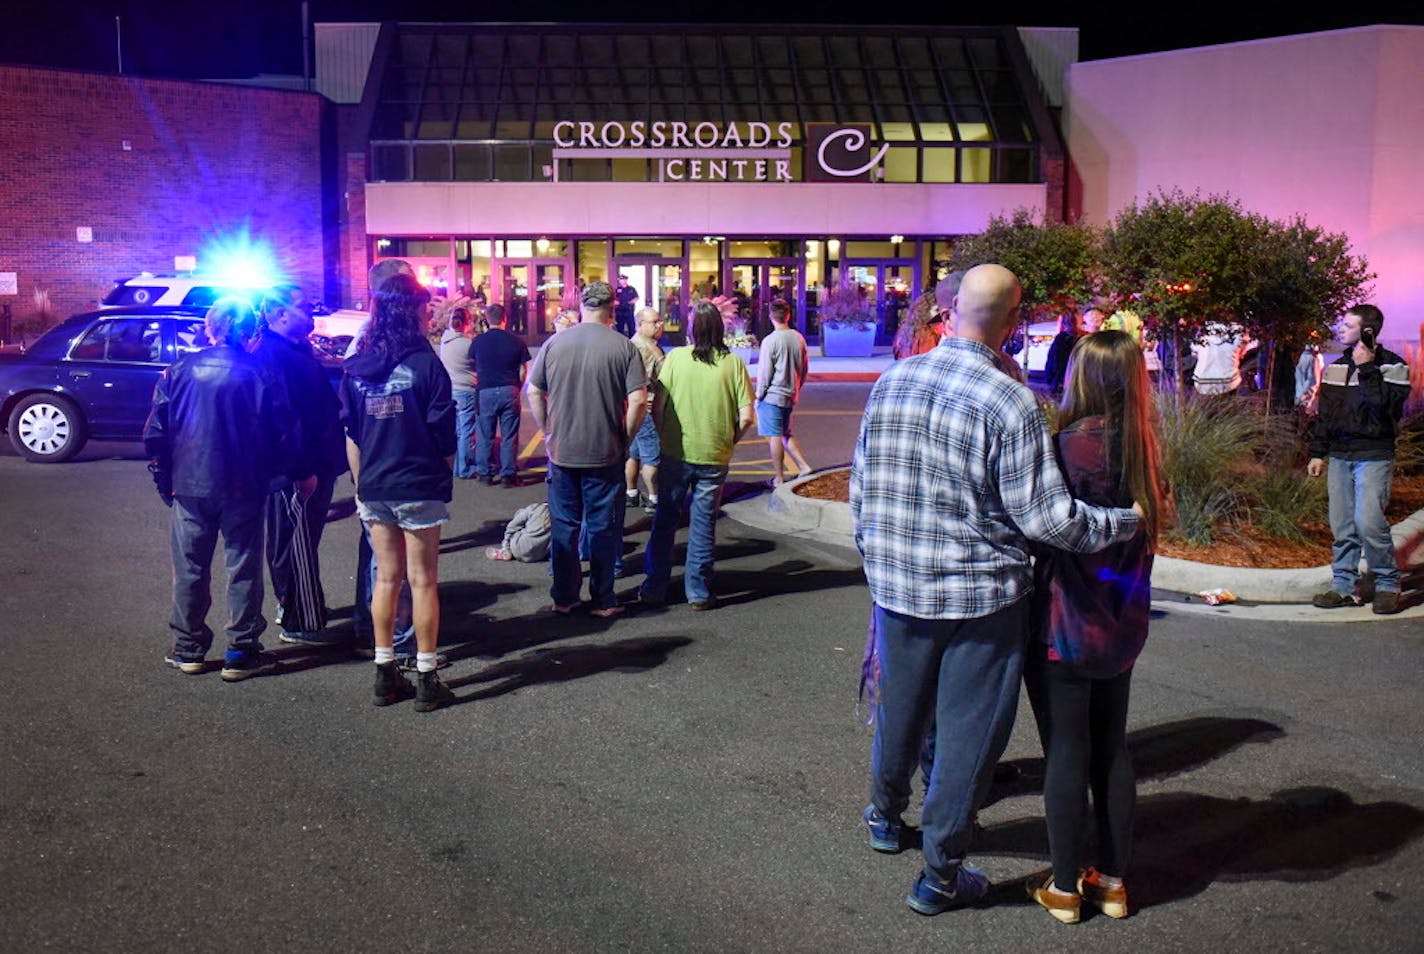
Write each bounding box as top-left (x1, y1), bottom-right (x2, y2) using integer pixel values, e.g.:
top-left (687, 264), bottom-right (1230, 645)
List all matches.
top-left (4, 0), bottom-right (1423, 78)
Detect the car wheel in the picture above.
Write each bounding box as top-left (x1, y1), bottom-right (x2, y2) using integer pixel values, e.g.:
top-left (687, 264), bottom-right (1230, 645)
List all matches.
top-left (8, 394), bottom-right (89, 462)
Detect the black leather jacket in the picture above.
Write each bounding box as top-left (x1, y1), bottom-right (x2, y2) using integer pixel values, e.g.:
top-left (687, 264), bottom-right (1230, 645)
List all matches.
top-left (144, 344), bottom-right (297, 502)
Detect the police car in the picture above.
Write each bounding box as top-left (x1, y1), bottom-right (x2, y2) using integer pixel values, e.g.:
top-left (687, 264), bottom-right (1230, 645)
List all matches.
top-left (100, 273), bottom-right (272, 310)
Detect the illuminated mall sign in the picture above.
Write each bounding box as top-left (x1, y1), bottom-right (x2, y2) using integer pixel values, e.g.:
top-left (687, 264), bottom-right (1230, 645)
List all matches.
top-left (550, 121), bottom-right (888, 183)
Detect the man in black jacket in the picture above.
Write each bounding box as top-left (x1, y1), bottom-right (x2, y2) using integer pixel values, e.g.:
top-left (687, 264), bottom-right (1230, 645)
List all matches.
top-left (256, 285), bottom-right (347, 646)
top-left (1307, 304), bottom-right (1412, 615)
top-left (145, 298), bottom-right (297, 679)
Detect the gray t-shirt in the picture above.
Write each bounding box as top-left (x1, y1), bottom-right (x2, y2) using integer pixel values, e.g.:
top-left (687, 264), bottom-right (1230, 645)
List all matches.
top-left (528, 321), bottom-right (646, 467)
top-left (439, 328), bottom-right (475, 393)
top-left (756, 327), bottom-right (809, 408)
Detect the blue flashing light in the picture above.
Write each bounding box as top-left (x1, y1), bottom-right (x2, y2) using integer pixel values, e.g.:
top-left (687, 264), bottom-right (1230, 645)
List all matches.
top-left (198, 231), bottom-right (284, 289)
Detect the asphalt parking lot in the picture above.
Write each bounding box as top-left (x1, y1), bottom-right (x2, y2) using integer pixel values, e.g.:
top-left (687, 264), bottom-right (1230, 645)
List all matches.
top-left (1, 382), bottom-right (1421, 953)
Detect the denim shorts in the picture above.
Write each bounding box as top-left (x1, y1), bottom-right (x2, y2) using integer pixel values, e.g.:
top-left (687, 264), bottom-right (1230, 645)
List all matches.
top-left (629, 414), bottom-right (661, 466)
top-left (357, 499), bottom-right (450, 530)
top-left (756, 399), bottom-right (794, 437)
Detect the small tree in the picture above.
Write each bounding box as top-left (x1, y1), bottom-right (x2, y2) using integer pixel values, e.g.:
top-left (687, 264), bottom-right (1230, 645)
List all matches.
top-left (1100, 190), bottom-right (1260, 392)
top-left (1235, 216), bottom-right (1373, 412)
top-left (949, 208), bottom-right (1098, 322)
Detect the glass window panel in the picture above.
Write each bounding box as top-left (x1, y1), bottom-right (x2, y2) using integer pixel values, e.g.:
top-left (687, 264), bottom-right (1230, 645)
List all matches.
top-left (616, 35), bottom-right (648, 62)
top-left (543, 35), bottom-right (575, 61)
top-left (174, 319), bottom-right (206, 357)
top-left (613, 157), bottom-right (648, 181)
top-left (471, 35), bottom-right (503, 63)
top-left (990, 107), bottom-right (1032, 142)
top-left (828, 37), bottom-right (860, 67)
top-left (546, 67), bottom-right (576, 85)
top-left (881, 147), bottom-right (917, 183)
top-left (921, 147), bottom-right (956, 182)
top-left (371, 144), bottom-right (409, 181)
top-left (454, 144), bottom-right (490, 180)
top-left (879, 122), bottom-right (916, 141)
top-left (794, 37), bottom-right (826, 67)
top-left (846, 241), bottom-right (896, 257)
top-left (532, 144), bottom-right (553, 179)
top-left (687, 37), bottom-right (718, 67)
top-left (495, 120), bottom-right (531, 139)
top-left (507, 35), bottom-right (539, 61)
top-left (920, 121), bottom-right (955, 141)
top-left (985, 71), bottom-right (1024, 105)
top-left (723, 36), bottom-right (753, 67)
top-left (961, 147), bottom-right (992, 183)
top-left (651, 36), bottom-right (683, 66)
top-left (957, 118), bottom-right (992, 141)
top-left (931, 37), bottom-right (970, 70)
top-left (879, 105), bottom-right (913, 125)
top-left (568, 157), bottom-right (610, 181)
top-left (967, 38), bottom-right (1002, 69)
top-left (898, 37), bottom-right (932, 69)
top-left (872, 71), bottom-right (904, 100)
top-left (997, 148), bottom-right (1036, 183)
top-left (414, 145), bottom-right (451, 180)
top-left (493, 144), bottom-right (530, 180)
top-left (579, 36), bottom-right (615, 66)
top-left (757, 37), bottom-right (790, 66)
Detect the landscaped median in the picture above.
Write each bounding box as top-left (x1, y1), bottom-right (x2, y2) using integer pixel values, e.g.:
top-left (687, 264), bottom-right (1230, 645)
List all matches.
top-left (722, 469), bottom-right (1424, 608)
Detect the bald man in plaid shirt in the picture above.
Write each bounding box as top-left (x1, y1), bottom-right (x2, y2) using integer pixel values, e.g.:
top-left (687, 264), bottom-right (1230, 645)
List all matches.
top-left (851, 264), bottom-right (1143, 916)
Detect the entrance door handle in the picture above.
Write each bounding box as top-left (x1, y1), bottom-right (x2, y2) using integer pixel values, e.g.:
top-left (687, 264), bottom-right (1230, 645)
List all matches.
top-left (70, 370), bottom-right (92, 379)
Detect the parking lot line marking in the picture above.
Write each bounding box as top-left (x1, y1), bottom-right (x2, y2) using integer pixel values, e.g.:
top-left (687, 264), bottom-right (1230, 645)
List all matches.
top-left (519, 431), bottom-right (544, 461)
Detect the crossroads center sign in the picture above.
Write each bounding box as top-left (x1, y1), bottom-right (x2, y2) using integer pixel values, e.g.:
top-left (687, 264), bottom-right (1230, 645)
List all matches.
top-left (550, 121), bottom-right (888, 183)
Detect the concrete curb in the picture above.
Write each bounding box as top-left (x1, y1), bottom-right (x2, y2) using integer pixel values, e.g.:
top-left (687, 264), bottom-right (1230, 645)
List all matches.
top-left (722, 469), bottom-right (1424, 616)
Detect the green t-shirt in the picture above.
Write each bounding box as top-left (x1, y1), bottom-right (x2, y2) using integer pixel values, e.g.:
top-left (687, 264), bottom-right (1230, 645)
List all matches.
top-left (656, 346), bottom-right (753, 466)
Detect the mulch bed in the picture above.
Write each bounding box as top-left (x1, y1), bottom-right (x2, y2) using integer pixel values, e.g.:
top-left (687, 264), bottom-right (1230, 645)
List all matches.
top-left (794, 471), bottom-right (1424, 570)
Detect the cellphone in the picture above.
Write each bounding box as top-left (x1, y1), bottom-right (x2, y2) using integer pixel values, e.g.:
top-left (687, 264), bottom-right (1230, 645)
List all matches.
top-left (1361, 327), bottom-right (1376, 349)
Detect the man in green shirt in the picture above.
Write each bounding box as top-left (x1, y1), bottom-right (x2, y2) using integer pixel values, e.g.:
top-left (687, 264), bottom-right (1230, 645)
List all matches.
top-left (638, 301), bottom-right (754, 610)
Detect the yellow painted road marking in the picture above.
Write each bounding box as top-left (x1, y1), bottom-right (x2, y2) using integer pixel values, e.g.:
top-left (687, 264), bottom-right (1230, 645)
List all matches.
top-left (519, 431), bottom-right (544, 461)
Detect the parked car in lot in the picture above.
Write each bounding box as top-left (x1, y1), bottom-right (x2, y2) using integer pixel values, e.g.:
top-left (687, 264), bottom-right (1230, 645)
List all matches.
top-left (0, 306), bottom-right (340, 462)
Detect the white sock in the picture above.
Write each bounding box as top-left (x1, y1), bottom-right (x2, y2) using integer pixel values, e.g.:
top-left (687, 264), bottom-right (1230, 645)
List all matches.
top-left (416, 651), bottom-right (438, 673)
top-left (374, 646), bottom-right (394, 665)
top-left (647, 494), bottom-right (658, 504)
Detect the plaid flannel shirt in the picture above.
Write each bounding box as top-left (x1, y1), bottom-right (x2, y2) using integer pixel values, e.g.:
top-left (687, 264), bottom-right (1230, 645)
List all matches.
top-left (851, 337), bottom-right (1140, 620)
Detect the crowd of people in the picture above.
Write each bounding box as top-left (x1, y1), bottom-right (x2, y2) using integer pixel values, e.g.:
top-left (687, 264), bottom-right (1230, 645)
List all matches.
top-left (143, 252), bottom-right (1410, 924)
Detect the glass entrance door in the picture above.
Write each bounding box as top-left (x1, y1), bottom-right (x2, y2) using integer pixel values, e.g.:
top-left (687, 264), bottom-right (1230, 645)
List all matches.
top-left (614, 258), bottom-right (686, 338)
top-left (841, 260), bottom-right (918, 343)
top-left (494, 260), bottom-right (567, 337)
top-left (724, 259), bottom-right (804, 339)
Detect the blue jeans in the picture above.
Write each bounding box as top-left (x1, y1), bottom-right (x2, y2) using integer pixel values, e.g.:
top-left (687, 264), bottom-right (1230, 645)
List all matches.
top-left (1327, 457), bottom-right (1398, 594)
top-left (476, 386), bottom-right (521, 478)
top-left (869, 599), bottom-right (1029, 883)
top-left (640, 458), bottom-right (728, 605)
top-left (453, 389), bottom-right (477, 477)
top-left (168, 495), bottom-right (266, 661)
top-left (354, 523), bottom-right (415, 654)
top-left (547, 463), bottom-right (625, 609)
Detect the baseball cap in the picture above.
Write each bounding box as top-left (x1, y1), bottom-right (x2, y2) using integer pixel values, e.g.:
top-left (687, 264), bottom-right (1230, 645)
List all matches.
top-left (581, 280), bottom-right (614, 308)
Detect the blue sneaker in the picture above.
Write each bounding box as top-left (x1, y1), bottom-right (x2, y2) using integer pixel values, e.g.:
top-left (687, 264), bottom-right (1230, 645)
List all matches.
top-left (905, 867), bottom-right (990, 916)
top-left (863, 805), bottom-right (904, 853)
top-left (220, 650), bottom-right (276, 683)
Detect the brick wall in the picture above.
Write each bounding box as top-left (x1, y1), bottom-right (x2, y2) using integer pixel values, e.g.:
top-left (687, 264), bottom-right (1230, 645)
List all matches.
top-left (0, 66), bottom-right (327, 327)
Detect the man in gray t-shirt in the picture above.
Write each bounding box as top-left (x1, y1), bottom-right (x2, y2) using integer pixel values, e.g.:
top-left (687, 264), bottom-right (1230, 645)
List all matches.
top-left (755, 300), bottom-right (813, 485)
top-left (527, 279), bottom-right (648, 616)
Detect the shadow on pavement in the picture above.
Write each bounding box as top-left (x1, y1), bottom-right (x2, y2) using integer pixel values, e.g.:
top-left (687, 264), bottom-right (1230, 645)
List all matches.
top-left (984, 787), bottom-right (1424, 911)
top-left (444, 635), bottom-right (693, 703)
top-left (983, 716), bottom-right (1287, 808)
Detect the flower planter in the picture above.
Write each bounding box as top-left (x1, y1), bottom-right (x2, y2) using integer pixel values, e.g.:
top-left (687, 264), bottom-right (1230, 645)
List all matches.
top-left (820, 323), bottom-right (876, 357)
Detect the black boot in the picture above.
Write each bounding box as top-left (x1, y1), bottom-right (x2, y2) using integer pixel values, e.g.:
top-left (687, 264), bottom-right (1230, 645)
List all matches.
top-left (414, 669), bottom-right (455, 712)
top-left (373, 661), bottom-right (416, 706)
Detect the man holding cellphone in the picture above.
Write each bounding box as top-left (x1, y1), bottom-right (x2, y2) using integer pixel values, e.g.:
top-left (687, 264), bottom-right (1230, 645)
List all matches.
top-left (1308, 304), bottom-right (1412, 614)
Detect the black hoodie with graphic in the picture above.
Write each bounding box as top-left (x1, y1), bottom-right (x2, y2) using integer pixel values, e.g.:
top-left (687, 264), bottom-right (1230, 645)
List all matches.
top-left (340, 340), bottom-right (456, 503)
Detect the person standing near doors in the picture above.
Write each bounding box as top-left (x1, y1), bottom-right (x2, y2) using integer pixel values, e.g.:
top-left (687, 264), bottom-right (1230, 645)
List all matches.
top-left (615, 274), bottom-right (640, 338)
top-left (469, 302), bottom-right (530, 487)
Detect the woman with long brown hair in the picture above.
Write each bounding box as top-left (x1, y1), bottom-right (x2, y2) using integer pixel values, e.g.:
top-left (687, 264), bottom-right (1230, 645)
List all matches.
top-left (1024, 329), bottom-right (1165, 924)
top-left (341, 273), bottom-right (457, 711)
